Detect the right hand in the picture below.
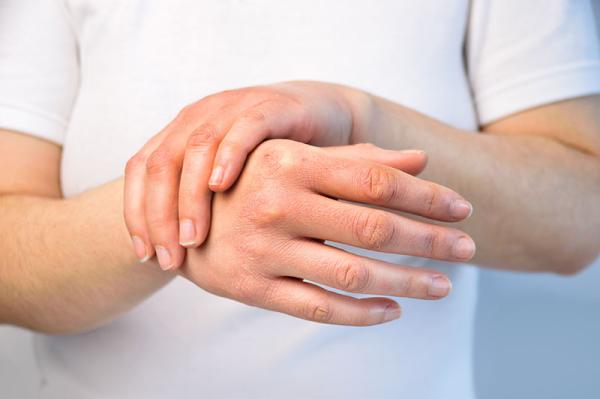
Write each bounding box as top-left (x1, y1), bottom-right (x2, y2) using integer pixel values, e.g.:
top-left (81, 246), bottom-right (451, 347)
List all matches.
top-left (181, 139), bottom-right (475, 326)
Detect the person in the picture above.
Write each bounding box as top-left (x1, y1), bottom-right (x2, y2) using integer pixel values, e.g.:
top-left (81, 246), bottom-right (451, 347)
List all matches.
top-left (0, 0), bottom-right (599, 398)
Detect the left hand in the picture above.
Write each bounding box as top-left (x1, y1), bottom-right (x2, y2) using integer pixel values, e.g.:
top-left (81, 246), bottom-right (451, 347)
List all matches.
top-left (180, 139), bottom-right (474, 325)
top-left (124, 81), bottom-right (371, 269)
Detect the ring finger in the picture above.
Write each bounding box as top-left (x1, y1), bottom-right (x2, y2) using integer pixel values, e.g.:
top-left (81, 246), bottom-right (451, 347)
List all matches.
top-left (271, 238), bottom-right (452, 299)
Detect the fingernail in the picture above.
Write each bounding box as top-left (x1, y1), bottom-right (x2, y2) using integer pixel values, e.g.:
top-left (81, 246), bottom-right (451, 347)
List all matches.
top-left (131, 236), bottom-right (150, 263)
top-left (452, 236), bottom-right (476, 260)
top-left (428, 275), bottom-right (452, 298)
top-left (179, 219), bottom-right (197, 246)
top-left (382, 304), bottom-right (402, 322)
top-left (450, 199), bottom-right (473, 219)
top-left (209, 165), bottom-right (224, 187)
top-left (155, 246), bottom-right (173, 270)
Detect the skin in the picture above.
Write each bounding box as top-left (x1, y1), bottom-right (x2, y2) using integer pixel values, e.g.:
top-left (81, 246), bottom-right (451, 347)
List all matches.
top-left (126, 81), bottom-right (600, 275)
top-left (1, 83), bottom-right (598, 333)
top-left (362, 93), bottom-right (600, 273)
top-left (180, 140), bottom-right (476, 325)
top-left (125, 82), bottom-right (374, 269)
top-left (0, 131), bottom-right (171, 333)
top-left (0, 131), bottom-right (472, 332)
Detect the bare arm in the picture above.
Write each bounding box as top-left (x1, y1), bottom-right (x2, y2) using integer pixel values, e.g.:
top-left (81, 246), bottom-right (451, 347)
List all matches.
top-left (0, 128), bottom-right (477, 331)
top-left (0, 130), bottom-right (173, 333)
top-left (354, 94), bottom-right (600, 274)
top-left (119, 81), bottom-right (600, 275)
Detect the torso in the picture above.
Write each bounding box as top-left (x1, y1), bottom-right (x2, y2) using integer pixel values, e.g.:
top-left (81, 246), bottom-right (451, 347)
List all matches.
top-left (37, 1), bottom-right (479, 397)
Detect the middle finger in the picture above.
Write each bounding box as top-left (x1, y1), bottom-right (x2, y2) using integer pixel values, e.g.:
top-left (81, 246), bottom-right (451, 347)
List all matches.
top-left (290, 194), bottom-right (476, 262)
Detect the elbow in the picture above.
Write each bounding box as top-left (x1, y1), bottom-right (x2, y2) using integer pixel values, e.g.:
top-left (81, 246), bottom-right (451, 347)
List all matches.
top-left (23, 321), bottom-right (89, 336)
top-left (553, 258), bottom-right (597, 276)
top-left (1, 306), bottom-right (108, 336)
top-left (516, 234), bottom-right (600, 276)
top-left (1, 319), bottom-right (72, 336)
top-left (550, 246), bottom-right (600, 276)
top-left (16, 319), bottom-right (104, 336)
top-left (523, 219), bottom-right (600, 276)
top-left (23, 313), bottom-right (111, 335)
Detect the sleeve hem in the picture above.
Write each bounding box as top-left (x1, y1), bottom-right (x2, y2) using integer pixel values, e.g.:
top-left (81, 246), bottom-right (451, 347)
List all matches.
top-left (0, 102), bottom-right (66, 145)
top-left (475, 62), bottom-right (600, 125)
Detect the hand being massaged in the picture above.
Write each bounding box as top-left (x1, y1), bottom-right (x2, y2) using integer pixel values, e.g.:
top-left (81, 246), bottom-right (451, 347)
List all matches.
top-left (123, 81), bottom-right (476, 325)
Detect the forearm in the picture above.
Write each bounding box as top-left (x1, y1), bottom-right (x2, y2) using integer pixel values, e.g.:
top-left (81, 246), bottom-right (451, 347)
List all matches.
top-left (353, 95), bottom-right (600, 273)
top-left (0, 179), bottom-right (173, 333)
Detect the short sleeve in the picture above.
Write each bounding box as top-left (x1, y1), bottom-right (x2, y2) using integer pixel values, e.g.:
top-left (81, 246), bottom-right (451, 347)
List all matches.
top-left (0, 0), bottom-right (79, 145)
top-left (466, 0), bottom-right (600, 125)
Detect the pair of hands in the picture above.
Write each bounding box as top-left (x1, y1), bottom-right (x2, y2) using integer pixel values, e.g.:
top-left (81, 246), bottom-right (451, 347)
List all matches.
top-left (123, 81), bottom-right (475, 326)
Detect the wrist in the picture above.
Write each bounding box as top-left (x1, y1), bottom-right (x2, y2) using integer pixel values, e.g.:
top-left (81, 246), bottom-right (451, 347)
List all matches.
top-left (337, 86), bottom-right (377, 145)
top-left (347, 92), bottom-right (419, 149)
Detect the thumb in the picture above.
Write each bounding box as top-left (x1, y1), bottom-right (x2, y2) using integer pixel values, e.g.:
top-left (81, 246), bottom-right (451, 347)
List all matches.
top-left (323, 143), bottom-right (428, 176)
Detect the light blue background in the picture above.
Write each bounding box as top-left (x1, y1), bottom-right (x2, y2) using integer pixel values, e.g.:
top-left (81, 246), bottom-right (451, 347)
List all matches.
top-left (1, 3), bottom-right (599, 397)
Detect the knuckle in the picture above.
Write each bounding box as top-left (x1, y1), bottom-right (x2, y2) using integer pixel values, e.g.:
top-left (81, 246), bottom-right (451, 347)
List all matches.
top-left (181, 102), bottom-right (197, 115)
top-left (353, 210), bottom-right (395, 250)
top-left (251, 140), bottom-right (298, 176)
top-left (239, 107), bottom-right (268, 125)
top-left (214, 88), bottom-right (244, 101)
top-left (253, 139), bottom-right (281, 158)
top-left (397, 274), bottom-right (416, 296)
top-left (242, 86), bottom-right (272, 100)
top-left (176, 102), bottom-right (199, 123)
top-left (238, 183), bottom-right (292, 231)
top-left (259, 278), bottom-right (284, 306)
top-left (358, 166), bottom-right (396, 203)
top-left (304, 297), bottom-right (332, 323)
top-left (186, 123), bottom-right (218, 150)
top-left (248, 196), bottom-right (287, 227)
top-left (232, 273), bottom-right (261, 305)
top-left (232, 234), bottom-right (265, 261)
top-left (125, 152), bottom-right (146, 174)
top-left (423, 185), bottom-right (438, 213)
top-left (420, 229), bottom-right (441, 257)
top-left (146, 149), bottom-right (175, 175)
top-left (334, 262), bottom-right (370, 292)
top-left (178, 94), bottom-right (223, 122)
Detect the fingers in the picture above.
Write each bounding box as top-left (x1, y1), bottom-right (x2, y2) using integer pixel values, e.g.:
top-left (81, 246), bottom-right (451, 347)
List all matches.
top-left (144, 140), bottom-right (188, 270)
top-left (177, 121), bottom-right (227, 248)
top-left (274, 239), bottom-right (452, 299)
top-left (123, 131), bottom-right (168, 263)
top-left (325, 143), bottom-right (428, 176)
top-left (124, 152), bottom-right (154, 263)
top-left (256, 277), bottom-right (402, 326)
top-left (209, 102), bottom-right (310, 192)
top-left (145, 109), bottom-right (230, 263)
top-left (310, 148), bottom-right (472, 222)
top-left (126, 125), bottom-right (195, 268)
top-left (292, 195), bottom-right (476, 261)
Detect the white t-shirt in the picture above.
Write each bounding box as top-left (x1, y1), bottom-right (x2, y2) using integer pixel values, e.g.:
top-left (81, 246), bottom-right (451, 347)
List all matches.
top-left (1, 1), bottom-right (599, 398)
